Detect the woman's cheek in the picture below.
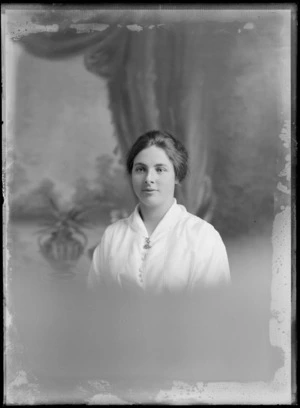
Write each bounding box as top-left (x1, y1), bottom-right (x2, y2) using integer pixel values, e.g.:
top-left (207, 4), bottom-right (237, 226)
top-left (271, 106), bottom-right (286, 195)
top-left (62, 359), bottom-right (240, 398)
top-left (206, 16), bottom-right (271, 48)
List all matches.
top-left (131, 176), bottom-right (141, 196)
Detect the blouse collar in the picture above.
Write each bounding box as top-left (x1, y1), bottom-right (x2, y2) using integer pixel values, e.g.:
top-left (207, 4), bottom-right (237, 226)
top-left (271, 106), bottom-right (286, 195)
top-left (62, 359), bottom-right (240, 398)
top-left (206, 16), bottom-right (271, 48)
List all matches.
top-left (129, 198), bottom-right (185, 238)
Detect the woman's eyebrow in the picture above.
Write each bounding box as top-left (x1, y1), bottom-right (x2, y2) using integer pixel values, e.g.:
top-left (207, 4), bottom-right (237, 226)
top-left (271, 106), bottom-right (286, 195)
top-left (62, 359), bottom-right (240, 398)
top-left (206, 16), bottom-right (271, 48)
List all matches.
top-left (133, 162), bottom-right (169, 167)
top-left (133, 162), bottom-right (147, 167)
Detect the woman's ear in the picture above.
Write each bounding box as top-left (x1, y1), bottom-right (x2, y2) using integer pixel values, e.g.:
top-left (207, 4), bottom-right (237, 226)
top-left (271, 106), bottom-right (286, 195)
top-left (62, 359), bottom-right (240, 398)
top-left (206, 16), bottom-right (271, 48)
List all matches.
top-left (175, 178), bottom-right (180, 185)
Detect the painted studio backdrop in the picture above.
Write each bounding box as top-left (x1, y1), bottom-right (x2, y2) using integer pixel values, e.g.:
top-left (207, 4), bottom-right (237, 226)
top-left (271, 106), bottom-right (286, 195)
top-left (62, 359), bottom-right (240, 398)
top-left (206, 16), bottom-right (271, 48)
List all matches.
top-left (4, 8), bottom-right (292, 404)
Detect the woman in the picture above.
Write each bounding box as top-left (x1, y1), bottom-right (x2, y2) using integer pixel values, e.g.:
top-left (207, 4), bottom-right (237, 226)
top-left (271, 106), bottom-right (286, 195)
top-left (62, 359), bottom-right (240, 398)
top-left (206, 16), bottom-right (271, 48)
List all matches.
top-left (88, 130), bottom-right (230, 294)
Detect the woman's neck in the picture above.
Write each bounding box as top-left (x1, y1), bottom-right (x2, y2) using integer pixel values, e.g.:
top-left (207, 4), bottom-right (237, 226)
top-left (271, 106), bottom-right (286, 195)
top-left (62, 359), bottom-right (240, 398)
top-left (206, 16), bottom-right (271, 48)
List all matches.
top-left (139, 199), bottom-right (174, 236)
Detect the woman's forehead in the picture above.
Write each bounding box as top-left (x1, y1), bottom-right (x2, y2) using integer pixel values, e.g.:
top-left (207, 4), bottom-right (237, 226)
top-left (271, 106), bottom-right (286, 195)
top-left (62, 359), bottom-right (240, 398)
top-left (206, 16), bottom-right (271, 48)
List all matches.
top-left (133, 145), bottom-right (172, 165)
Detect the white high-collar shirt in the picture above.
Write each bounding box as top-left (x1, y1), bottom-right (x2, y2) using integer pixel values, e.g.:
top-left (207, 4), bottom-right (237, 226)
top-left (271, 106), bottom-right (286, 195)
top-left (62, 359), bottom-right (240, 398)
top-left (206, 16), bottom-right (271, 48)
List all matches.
top-left (88, 199), bottom-right (230, 294)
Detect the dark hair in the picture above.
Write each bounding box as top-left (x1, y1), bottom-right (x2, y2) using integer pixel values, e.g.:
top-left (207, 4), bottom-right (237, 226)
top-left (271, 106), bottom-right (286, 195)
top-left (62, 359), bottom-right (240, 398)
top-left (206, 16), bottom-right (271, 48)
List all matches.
top-left (126, 130), bottom-right (189, 182)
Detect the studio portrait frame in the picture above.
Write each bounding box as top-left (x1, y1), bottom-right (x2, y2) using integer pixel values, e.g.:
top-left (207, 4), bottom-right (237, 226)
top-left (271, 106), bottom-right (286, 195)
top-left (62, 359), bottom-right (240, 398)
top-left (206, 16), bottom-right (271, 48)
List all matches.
top-left (2, 4), bottom-right (296, 405)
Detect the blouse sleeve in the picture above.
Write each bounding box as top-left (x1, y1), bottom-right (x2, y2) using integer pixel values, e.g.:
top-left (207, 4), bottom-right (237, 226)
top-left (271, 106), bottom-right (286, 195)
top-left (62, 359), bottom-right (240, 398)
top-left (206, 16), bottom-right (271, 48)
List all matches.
top-left (87, 228), bottom-right (110, 289)
top-left (190, 228), bottom-right (231, 290)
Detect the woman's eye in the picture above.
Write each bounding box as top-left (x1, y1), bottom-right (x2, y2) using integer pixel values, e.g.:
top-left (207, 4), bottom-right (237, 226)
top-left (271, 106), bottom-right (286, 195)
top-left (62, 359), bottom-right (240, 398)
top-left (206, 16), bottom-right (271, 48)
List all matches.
top-left (156, 167), bottom-right (165, 173)
top-left (135, 167), bottom-right (145, 173)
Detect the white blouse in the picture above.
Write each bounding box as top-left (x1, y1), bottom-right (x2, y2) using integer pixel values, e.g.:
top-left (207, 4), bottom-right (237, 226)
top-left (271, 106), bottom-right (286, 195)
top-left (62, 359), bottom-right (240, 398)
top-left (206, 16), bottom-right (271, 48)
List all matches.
top-left (88, 199), bottom-right (231, 294)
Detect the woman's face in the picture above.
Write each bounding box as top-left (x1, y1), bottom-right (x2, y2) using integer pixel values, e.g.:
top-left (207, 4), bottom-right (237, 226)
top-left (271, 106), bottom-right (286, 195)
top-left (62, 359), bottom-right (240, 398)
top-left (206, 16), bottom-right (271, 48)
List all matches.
top-left (131, 145), bottom-right (178, 210)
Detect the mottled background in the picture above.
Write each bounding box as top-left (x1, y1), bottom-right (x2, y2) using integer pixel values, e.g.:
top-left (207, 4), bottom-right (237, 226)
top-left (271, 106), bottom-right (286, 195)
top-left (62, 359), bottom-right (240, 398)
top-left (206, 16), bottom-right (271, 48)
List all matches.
top-left (4, 7), bottom-right (292, 404)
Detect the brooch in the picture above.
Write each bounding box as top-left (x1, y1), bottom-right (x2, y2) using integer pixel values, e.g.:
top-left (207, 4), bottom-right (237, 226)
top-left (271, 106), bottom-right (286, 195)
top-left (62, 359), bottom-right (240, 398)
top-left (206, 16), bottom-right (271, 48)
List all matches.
top-left (143, 237), bottom-right (151, 249)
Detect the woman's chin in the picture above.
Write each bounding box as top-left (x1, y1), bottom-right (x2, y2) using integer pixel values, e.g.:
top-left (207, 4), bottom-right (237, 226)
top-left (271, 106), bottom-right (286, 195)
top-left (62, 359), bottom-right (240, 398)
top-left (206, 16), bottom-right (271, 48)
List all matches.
top-left (139, 196), bottom-right (162, 208)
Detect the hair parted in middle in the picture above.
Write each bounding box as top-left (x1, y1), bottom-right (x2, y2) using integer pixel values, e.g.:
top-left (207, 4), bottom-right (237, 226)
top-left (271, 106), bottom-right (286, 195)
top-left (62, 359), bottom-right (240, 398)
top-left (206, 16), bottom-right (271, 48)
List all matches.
top-left (126, 130), bottom-right (189, 183)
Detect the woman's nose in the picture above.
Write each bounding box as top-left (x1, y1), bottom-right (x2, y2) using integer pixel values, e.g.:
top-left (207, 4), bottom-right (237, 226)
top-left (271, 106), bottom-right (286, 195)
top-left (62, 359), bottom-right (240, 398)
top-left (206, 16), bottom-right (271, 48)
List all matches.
top-left (145, 170), bottom-right (155, 184)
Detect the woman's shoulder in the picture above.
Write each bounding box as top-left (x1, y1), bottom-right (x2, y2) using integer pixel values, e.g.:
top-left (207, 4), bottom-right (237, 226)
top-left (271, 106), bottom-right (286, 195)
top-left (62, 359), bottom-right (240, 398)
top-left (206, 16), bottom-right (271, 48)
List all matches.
top-left (89, 214), bottom-right (133, 258)
top-left (103, 215), bottom-right (131, 236)
top-left (178, 208), bottom-right (221, 241)
top-left (180, 207), bottom-right (215, 230)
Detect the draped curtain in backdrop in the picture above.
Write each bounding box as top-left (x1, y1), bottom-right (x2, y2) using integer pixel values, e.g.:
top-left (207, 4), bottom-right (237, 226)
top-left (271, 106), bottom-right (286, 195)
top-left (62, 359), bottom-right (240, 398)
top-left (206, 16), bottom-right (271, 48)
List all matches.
top-left (19, 21), bottom-right (230, 220)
